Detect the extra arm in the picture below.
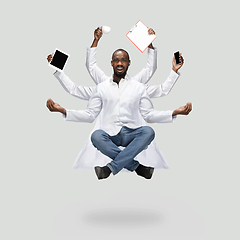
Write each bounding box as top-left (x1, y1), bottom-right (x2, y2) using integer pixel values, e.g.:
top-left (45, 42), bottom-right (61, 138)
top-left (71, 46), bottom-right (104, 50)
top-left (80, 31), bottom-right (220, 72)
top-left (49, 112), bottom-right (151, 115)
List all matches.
top-left (132, 47), bottom-right (157, 84)
top-left (64, 91), bottom-right (102, 122)
top-left (132, 28), bottom-right (157, 84)
top-left (46, 91), bottom-right (102, 123)
top-left (86, 27), bottom-right (109, 84)
top-left (139, 88), bottom-right (192, 123)
top-left (85, 47), bottom-right (109, 84)
top-left (54, 71), bottom-right (96, 100)
top-left (144, 53), bottom-right (184, 98)
top-left (145, 70), bottom-right (180, 98)
top-left (47, 54), bottom-right (96, 100)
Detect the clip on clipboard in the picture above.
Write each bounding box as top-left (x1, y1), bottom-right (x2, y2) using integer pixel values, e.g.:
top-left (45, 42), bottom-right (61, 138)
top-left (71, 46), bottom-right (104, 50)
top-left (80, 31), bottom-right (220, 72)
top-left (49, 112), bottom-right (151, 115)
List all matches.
top-left (126, 20), bottom-right (156, 53)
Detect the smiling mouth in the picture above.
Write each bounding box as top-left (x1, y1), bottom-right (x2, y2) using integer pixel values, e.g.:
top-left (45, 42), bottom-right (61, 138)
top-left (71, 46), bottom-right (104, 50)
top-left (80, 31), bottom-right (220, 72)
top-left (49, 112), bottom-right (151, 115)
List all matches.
top-left (117, 67), bottom-right (124, 72)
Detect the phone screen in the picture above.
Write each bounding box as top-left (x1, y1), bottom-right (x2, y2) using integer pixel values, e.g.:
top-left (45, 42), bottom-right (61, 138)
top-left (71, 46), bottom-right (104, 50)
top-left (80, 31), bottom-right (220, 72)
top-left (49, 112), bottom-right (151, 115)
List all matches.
top-left (174, 51), bottom-right (181, 65)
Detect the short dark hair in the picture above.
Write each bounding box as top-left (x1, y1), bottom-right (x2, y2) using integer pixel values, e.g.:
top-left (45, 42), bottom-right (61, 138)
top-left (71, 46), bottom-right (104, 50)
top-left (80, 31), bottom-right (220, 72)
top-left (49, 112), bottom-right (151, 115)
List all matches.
top-left (112, 49), bottom-right (130, 61)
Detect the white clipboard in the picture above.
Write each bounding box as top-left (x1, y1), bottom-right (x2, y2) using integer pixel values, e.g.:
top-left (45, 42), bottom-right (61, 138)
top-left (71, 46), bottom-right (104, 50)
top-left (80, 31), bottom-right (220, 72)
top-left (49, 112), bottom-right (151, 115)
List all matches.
top-left (126, 20), bottom-right (156, 53)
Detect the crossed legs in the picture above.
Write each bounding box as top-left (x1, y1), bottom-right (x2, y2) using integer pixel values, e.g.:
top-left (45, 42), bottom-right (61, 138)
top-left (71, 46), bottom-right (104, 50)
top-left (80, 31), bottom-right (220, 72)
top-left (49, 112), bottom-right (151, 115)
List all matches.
top-left (91, 126), bottom-right (155, 179)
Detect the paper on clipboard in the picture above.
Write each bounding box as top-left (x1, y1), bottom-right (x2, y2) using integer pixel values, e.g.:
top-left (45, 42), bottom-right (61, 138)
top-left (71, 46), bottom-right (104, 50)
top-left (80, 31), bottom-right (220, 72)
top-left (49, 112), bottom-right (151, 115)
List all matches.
top-left (126, 20), bottom-right (156, 53)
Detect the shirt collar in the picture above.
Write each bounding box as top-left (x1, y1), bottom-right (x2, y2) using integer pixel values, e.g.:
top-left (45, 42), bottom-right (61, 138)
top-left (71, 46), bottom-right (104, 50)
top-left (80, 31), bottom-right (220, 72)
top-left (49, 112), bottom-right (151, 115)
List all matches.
top-left (109, 74), bottom-right (131, 84)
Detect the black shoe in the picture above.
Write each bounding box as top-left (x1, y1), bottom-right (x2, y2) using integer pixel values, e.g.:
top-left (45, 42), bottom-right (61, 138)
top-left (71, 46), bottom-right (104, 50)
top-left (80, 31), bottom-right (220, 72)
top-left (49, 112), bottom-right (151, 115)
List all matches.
top-left (94, 166), bottom-right (112, 180)
top-left (135, 164), bottom-right (154, 179)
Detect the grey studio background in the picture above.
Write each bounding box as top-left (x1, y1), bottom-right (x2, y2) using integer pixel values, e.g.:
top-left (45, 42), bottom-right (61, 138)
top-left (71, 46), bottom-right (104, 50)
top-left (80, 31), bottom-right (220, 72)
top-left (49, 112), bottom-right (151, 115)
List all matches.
top-left (1, 0), bottom-right (239, 239)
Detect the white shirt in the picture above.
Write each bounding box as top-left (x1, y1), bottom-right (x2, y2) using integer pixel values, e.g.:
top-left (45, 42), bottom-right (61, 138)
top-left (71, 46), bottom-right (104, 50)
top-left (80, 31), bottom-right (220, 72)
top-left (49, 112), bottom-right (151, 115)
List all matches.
top-left (53, 47), bottom-right (180, 101)
top-left (86, 47), bottom-right (180, 98)
top-left (64, 75), bottom-right (175, 136)
top-left (53, 47), bottom-right (180, 170)
top-left (86, 47), bottom-right (158, 84)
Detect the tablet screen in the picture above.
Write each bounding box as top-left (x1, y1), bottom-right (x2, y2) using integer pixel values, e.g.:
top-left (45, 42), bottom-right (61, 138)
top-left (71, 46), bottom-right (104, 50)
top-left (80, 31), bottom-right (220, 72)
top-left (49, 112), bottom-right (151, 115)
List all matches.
top-left (50, 49), bottom-right (69, 71)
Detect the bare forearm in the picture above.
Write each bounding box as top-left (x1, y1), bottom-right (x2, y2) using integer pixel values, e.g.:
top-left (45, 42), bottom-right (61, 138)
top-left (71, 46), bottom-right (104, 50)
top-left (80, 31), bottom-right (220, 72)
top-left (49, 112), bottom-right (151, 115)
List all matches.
top-left (91, 27), bottom-right (103, 48)
top-left (91, 39), bottom-right (99, 48)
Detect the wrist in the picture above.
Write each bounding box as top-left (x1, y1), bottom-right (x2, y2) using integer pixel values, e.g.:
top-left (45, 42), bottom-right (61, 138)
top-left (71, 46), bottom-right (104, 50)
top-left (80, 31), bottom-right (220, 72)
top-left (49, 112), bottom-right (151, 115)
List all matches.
top-left (148, 44), bottom-right (153, 49)
top-left (60, 107), bottom-right (66, 116)
top-left (172, 67), bottom-right (178, 73)
top-left (172, 109), bottom-right (179, 116)
top-left (91, 39), bottom-right (99, 48)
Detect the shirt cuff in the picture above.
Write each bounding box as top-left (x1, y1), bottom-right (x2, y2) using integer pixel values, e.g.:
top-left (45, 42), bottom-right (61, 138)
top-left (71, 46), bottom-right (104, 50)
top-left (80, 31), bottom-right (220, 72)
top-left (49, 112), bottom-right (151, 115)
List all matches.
top-left (53, 70), bottom-right (63, 77)
top-left (87, 46), bottom-right (97, 52)
top-left (148, 46), bottom-right (157, 53)
top-left (169, 69), bottom-right (180, 79)
top-left (62, 110), bottom-right (70, 121)
top-left (172, 114), bottom-right (177, 122)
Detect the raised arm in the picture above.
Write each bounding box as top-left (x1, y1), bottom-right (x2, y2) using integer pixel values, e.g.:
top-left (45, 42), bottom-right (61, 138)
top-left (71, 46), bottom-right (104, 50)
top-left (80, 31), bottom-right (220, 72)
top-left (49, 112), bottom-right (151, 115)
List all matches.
top-left (145, 53), bottom-right (184, 98)
top-left (132, 28), bottom-right (157, 84)
top-left (86, 27), bottom-right (109, 84)
top-left (47, 54), bottom-right (96, 100)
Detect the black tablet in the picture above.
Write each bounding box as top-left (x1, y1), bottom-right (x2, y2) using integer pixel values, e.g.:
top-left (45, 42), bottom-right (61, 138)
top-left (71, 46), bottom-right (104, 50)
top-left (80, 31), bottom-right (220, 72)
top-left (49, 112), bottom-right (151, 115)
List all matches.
top-left (49, 48), bottom-right (69, 72)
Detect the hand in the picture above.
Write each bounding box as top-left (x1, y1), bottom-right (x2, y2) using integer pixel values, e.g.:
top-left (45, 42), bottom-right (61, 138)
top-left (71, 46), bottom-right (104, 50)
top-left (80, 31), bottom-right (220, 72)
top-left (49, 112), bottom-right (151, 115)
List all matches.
top-left (46, 99), bottom-right (66, 115)
top-left (173, 102), bottom-right (192, 116)
top-left (148, 28), bottom-right (155, 35)
top-left (47, 54), bottom-right (53, 63)
top-left (172, 53), bottom-right (184, 73)
top-left (94, 27), bottom-right (103, 41)
top-left (91, 27), bottom-right (103, 48)
top-left (148, 28), bottom-right (155, 49)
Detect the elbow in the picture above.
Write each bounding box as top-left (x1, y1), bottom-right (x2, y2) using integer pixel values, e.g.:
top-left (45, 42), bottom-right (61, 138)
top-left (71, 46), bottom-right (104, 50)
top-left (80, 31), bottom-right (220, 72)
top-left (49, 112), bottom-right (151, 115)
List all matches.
top-left (88, 113), bottom-right (96, 123)
top-left (89, 117), bottom-right (95, 123)
top-left (161, 92), bottom-right (168, 97)
top-left (144, 118), bottom-right (153, 123)
top-left (162, 89), bottom-right (171, 97)
top-left (68, 86), bottom-right (77, 96)
top-left (142, 114), bottom-right (152, 123)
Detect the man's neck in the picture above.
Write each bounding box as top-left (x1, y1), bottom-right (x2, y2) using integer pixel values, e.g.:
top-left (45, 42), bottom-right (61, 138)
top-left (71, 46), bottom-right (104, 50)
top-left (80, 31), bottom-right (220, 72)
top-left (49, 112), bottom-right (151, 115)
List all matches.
top-left (113, 73), bottom-right (126, 83)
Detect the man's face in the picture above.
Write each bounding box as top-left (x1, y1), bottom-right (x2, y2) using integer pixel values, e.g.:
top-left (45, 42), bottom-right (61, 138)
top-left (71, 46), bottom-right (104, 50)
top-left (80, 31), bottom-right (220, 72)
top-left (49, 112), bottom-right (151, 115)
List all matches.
top-left (111, 51), bottom-right (131, 78)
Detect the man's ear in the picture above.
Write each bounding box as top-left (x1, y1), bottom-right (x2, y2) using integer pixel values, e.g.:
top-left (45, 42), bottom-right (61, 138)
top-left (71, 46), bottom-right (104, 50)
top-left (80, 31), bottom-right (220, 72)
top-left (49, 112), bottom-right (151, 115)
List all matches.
top-left (111, 60), bottom-right (113, 67)
top-left (128, 60), bottom-right (131, 66)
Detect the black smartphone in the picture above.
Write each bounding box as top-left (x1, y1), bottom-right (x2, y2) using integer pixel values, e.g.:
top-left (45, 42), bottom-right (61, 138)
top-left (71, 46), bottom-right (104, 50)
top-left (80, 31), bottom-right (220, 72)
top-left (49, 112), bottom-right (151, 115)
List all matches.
top-left (174, 51), bottom-right (181, 65)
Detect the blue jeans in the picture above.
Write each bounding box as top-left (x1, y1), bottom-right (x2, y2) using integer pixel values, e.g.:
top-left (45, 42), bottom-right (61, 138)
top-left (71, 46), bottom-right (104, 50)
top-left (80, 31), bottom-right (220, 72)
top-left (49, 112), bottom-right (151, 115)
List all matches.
top-left (91, 126), bottom-right (155, 175)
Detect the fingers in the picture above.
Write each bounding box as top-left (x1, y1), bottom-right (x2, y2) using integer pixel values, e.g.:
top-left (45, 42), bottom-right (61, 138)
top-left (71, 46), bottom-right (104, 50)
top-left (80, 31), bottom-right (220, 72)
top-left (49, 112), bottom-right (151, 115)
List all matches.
top-left (184, 102), bottom-right (192, 115)
top-left (179, 53), bottom-right (184, 65)
top-left (180, 56), bottom-right (184, 65)
top-left (148, 28), bottom-right (155, 35)
top-left (47, 54), bottom-right (53, 63)
top-left (46, 98), bottom-right (55, 112)
top-left (96, 27), bottom-right (102, 33)
top-left (187, 102), bottom-right (192, 113)
top-left (94, 27), bottom-right (103, 39)
top-left (46, 98), bottom-right (52, 111)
